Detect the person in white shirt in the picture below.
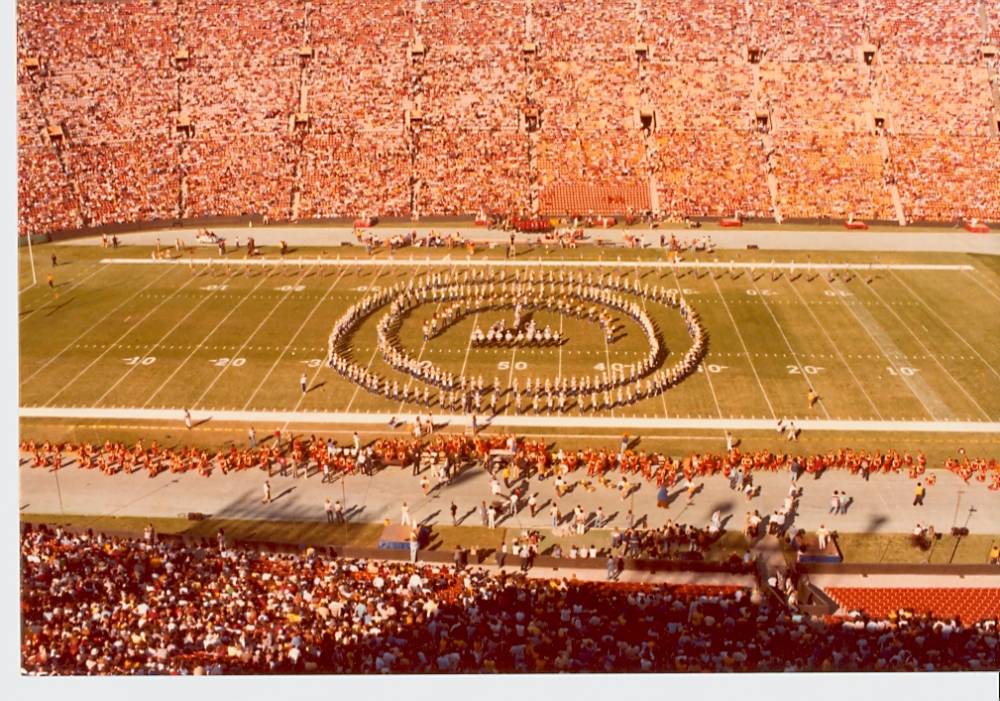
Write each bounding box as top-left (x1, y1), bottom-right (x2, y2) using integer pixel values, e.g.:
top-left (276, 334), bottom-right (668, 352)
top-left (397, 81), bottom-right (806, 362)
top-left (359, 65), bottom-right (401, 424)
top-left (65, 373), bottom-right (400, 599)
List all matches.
top-left (816, 524), bottom-right (830, 550)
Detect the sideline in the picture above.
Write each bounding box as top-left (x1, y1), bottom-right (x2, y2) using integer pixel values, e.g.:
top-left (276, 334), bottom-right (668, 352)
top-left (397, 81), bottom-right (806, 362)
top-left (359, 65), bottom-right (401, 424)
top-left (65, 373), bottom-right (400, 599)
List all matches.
top-left (19, 405), bottom-right (1000, 433)
top-left (99, 257), bottom-right (976, 272)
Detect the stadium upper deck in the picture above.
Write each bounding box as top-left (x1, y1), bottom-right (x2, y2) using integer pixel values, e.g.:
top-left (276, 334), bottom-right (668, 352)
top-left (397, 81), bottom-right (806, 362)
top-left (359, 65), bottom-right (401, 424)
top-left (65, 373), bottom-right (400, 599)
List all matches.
top-left (15, 0), bottom-right (1000, 235)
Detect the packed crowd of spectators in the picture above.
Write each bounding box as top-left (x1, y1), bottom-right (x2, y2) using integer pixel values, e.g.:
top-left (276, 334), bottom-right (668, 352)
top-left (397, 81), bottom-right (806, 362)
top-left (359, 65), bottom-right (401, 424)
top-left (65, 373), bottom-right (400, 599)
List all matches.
top-left (652, 129), bottom-right (771, 219)
top-left (891, 135), bottom-right (1000, 223)
top-left (647, 63), bottom-right (751, 131)
top-left (870, 0), bottom-right (984, 65)
top-left (21, 527), bottom-right (1000, 675)
top-left (879, 65), bottom-right (995, 136)
top-left (761, 64), bottom-right (869, 133)
top-left (747, 0), bottom-right (861, 63)
top-left (773, 132), bottom-right (895, 221)
top-left (644, 0), bottom-right (745, 63)
top-left (14, 0), bottom-right (1000, 237)
top-left (415, 128), bottom-right (530, 217)
top-left (299, 132), bottom-right (411, 220)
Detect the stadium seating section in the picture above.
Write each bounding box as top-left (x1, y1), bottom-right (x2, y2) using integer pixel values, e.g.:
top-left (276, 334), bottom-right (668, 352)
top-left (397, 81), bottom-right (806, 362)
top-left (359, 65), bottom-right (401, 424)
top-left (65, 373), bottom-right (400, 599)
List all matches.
top-left (15, 0), bottom-right (1000, 234)
top-left (827, 587), bottom-right (1000, 624)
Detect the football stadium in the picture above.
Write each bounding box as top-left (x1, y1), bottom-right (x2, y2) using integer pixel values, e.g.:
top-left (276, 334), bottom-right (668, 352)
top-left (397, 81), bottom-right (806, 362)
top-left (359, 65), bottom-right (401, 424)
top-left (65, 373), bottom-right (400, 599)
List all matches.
top-left (14, 0), bottom-right (1000, 679)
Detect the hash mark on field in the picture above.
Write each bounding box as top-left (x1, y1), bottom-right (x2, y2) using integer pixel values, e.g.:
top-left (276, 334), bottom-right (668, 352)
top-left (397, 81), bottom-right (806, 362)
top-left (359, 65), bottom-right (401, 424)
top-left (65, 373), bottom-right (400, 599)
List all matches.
top-left (961, 270), bottom-right (1000, 306)
top-left (20, 263), bottom-right (109, 323)
top-left (142, 272), bottom-right (273, 407)
top-left (21, 266), bottom-right (176, 386)
top-left (862, 278), bottom-right (992, 421)
top-left (43, 274), bottom-right (201, 406)
top-left (193, 265), bottom-right (316, 409)
top-left (825, 277), bottom-right (945, 421)
top-left (888, 270), bottom-right (1000, 383)
top-left (784, 276), bottom-right (882, 419)
top-left (709, 275), bottom-right (775, 419)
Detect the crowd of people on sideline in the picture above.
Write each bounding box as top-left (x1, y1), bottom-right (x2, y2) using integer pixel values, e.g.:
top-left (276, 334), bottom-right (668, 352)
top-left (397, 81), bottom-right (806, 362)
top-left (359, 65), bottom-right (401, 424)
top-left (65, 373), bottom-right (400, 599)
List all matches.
top-left (22, 430), bottom-right (999, 494)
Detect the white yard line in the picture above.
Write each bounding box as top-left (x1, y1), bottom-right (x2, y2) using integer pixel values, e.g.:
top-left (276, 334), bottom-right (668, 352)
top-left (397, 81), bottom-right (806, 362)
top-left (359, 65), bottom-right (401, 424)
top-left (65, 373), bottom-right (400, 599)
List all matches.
top-left (784, 277), bottom-right (883, 419)
top-left (671, 266), bottom-right (721, 419)
top-left (459, 312), bottom-right (480, 379)
top-left (191, 266), bottom-right (315, 409)
top-left (863, 279), bottom-right (992, 421)
top-left (242, 266), bottom-right (350, 410)
top-left (21, 266), bottom-right (176, 386)
top-left (341, 265), bottom-right (392, 413)
top-left (962, 270), bottom-right (1000, 305)
top-left (20, 405), bottom-right (1000, 433)
top-left (823, 276), bottom-right (943, 421)
top-left (100, 257), bottom-right (976, 273)
top-left (92, 279), bottom-right (234, 406)
top-left (888, 270), bottom-right (1000, 383)
top-left (709, 274), bottom-right (777, 419)
top-left (142, 273), bottom-right (274, 408)
top-left (557, 310), bottom-right (564, 381)
top-left (748, 276), bottom-right (831, 420)
top-left (20, 263), bottom-right (109, 322)
top-left (43, 274), bottom-right (200, 406)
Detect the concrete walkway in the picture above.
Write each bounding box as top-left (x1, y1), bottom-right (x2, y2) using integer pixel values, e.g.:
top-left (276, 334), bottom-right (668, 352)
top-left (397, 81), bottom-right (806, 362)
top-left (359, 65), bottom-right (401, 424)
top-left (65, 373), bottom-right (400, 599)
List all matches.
top-left (20, 451), bottom-right (1000, 538)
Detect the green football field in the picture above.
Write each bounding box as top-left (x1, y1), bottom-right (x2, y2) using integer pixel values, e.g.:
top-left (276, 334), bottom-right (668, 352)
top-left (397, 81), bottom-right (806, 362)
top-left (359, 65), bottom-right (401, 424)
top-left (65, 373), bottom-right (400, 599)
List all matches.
top-left (17, 242), bottom-right (1000, 427)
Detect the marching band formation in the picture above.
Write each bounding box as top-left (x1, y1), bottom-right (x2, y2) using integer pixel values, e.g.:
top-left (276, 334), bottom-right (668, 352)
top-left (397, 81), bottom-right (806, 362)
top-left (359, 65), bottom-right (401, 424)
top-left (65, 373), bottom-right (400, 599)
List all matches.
top-left (328, 267), bottom-right (709, 413)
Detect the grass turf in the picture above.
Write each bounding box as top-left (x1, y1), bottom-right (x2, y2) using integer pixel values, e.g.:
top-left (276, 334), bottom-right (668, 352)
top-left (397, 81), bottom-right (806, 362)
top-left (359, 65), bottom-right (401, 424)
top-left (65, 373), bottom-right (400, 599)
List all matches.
top-left (19, 243), bottom-right (1000, 430)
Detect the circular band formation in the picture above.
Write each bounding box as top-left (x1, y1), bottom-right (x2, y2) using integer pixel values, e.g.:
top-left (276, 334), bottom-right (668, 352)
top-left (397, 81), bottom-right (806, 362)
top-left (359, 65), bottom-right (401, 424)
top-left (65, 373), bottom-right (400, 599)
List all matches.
top-left (328, 268), bottom-right (708, 413)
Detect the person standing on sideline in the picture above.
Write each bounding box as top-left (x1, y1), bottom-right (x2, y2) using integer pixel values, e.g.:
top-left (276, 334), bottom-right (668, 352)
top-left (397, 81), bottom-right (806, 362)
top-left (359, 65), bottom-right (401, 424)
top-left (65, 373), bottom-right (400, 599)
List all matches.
top-left (335, 500), bottom-right (345, 524)
top-left (816, 524), bottom-right (830, 550)
top-left (487, 504), bottom-right (497, 529)
top-left (606, 556), bottom-right (616, 581)
top-left (47, 272), bottom-right (54, 289)
top-left (324, 498), bottom-right (334, 523)
top-left (50, 253), bottom-right (57, 267)
top-left (725, 431), bottom-right (734, 452)
top-left (550, 503), bottom-right (560, 529)
top-left (450, 501), bottom-right (459, 526)
top-left (248, 426), bottom-right (257, 448)
top-left (989, 543), bottom-right (1000, 565)
top-left (322, 461), bottom-right (330, 484)
top-left (353, 431), bottom-right (361, 453)
top-left (262, 480), bottom-right (271, 504)
top-left (528, 492), bottom-right (539, 517)
top-left (496, 542), bottom-right (507, 568)
top-left (913, 482), bottom-right (926, 506)
top-left (829, 491), bottom-right (840, 515)
top-left (471, 414), bottom-right (478, 434)
top-left (273, 428), bottom-right (282, 450)
top-left (184, 410), bottom-right (192, 430)
top-left (300, 373), bottom-right (308, 394)
top-left (401, 501), bottom-right (413, 527)
top-left (409, 531), bottom-right (419, 563)
top-left (479, 500), bottom-right (488, 527)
